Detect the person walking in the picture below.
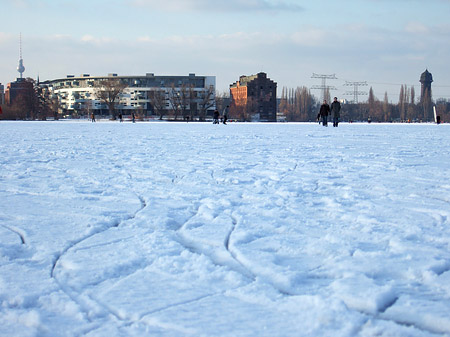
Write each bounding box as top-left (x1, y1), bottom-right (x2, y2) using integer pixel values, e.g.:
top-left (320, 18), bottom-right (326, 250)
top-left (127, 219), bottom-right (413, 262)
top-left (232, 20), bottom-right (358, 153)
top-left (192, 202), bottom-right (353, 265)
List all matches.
top-left (119, 113), bottom-right (123, 122)
top-left (132, 112), bottom-right (136, 123)
top-left (319, 100), bottom-right (330, 127)
top-left (222, 105), bottom-right (229, 125)
top-left (91, 113), bottom-right (96, 122)
top-left (213, 109), bottom-right (220, 124)
top-left (330, 97), bottom-right (341, 127)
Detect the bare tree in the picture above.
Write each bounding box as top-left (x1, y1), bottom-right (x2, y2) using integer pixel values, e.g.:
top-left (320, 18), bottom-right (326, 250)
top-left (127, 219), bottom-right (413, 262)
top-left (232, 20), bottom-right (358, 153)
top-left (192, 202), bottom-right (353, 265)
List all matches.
top-left (198, 85), bottom-right (215, 121)
top-left (149, 89), bottom-right (167, 120)
top-left (278, 87), bottom-right (289, 120)
top-left (168, 85), bottom-right (182, 120)
top-left (180, 84), bottom-right (194, 120)
top-left (49, 93), bottom-right (62, 120)
top-left (278, 86), bottom-right (315, 122)
top-left (383, 92), bottom-right (391, 122)
top-left (94, 78), bottom-right (127, 120)
top-left (410, 86), bottom-right (415, 105)
top-left (399, 85), bottom-right (406, 121)
top-left (80, 98), bottom-right (93, 120)
top-left (215, 91), bottom-right (230, 119)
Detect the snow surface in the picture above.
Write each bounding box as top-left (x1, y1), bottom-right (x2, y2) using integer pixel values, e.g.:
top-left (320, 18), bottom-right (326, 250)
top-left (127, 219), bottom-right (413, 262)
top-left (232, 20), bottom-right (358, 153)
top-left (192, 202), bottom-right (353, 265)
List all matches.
top-left (1, 121), bottom-right (450, 337)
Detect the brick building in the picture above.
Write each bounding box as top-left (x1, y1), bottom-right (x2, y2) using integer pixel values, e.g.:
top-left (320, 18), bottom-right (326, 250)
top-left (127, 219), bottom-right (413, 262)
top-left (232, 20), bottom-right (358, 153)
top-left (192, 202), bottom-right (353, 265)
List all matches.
top-left (5, 78), bottom-right (34, 105)
top-left (230, 72), bottom-right (277, 122)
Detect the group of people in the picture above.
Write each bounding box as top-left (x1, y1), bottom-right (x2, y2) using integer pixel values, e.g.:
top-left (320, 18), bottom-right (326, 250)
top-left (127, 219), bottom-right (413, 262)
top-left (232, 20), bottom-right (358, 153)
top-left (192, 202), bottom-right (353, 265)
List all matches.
top-left (213, 105), bottom-right (229, 125)
top-left (318, 97), bottom-right (341, 127)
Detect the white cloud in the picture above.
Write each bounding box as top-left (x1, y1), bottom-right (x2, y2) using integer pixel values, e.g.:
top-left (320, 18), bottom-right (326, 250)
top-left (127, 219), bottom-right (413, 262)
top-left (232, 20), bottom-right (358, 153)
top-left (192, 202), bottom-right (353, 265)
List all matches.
top-left (405, 22), bottom-right (430, 34)
top-left (130, 0), bottom-right (303, 12)
top-left (80, 35), bottom-right (114, 44)
top-left (81, 35), bottom-right (95, 42)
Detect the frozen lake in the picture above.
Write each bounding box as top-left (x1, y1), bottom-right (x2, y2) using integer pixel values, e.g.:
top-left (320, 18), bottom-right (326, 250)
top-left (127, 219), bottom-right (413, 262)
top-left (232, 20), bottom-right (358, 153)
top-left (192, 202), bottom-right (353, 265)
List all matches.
top-left (1, 121), bottom-right (450, 336)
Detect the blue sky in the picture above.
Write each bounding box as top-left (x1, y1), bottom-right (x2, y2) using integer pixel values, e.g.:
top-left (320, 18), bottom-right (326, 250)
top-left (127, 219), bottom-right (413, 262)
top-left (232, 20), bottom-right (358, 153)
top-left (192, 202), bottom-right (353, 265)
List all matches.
top-left (1, 0), bottom-right (450, 101)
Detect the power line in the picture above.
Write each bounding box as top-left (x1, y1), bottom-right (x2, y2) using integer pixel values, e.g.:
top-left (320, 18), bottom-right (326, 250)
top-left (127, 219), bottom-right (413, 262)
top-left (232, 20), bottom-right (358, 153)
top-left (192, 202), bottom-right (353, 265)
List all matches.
top-left (311, 73), bottom-right (337, 101)
top-left (340, 78), bottom-right (450, 88)
top-left (343, 81), bottom-right (368, 103)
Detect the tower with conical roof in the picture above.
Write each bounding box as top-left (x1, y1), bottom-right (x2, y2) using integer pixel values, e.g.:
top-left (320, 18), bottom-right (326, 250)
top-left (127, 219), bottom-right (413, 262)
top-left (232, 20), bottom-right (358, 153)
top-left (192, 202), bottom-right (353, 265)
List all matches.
top-left (420, 69), bottom-right (433, 121)
top-left (17, 33), bottom-right (25, 79)
top-left (420, 69), bottom-right (433, 101)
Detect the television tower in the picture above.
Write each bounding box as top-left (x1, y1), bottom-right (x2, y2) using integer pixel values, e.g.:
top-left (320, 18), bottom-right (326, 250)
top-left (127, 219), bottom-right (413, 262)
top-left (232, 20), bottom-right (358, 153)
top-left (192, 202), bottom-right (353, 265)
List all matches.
top-left (17, 33), bottom-right (25, 79)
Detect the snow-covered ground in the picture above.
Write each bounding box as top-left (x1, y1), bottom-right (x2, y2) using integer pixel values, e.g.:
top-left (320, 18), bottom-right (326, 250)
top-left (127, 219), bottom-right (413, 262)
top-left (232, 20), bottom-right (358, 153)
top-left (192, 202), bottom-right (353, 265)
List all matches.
top-left (1, 121), bottom-right (449, 337)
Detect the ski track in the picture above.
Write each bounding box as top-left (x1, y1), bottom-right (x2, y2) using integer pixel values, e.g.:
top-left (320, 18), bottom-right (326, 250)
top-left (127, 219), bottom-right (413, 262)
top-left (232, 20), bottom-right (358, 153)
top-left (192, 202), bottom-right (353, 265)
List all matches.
top-left (175, 210), bottom-right (256, 282)
top-left (52, 166), bottom-right (246, 332)
top-left (174, 164), bottom-right (302, 297)
top-left (1, 224), bottom-right (26, 244)
top-left (50, 173), bottom-right (149, 329)
top-left (3, 123), bottom-right (450, 336)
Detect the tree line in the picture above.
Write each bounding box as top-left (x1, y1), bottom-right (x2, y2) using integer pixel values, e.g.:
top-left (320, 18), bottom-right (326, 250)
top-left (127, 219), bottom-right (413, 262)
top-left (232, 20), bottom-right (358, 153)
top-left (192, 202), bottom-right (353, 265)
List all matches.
top-left (278, 85), bottom-right (449, 123)
top-left (1, 79), bottom-right (449, 122)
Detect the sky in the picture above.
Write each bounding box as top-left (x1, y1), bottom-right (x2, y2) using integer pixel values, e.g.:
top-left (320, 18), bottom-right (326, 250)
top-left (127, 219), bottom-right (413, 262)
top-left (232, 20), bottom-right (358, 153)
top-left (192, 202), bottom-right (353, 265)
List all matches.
top-left (1, 0), bottom-right (450, 101)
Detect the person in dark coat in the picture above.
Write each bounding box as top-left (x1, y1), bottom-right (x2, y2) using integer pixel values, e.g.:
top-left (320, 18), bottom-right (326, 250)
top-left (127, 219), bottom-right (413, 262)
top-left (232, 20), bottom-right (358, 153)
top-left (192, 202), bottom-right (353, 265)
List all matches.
top-left (319, 100), bottom-right (330, 127)
top-left (330, 97), bottom-right (341, 127)
top-left (222, 106), bottom-right (229, 125)
top-left (213, 110), bottom-right (220, 124)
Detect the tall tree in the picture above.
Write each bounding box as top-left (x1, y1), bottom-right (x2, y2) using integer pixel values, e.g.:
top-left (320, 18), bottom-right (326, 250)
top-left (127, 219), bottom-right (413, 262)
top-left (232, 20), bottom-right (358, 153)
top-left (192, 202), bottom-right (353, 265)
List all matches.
top-left (168, 85), bottom-right (183, 120)
top-left (198, 85), bottom-right (215, 121)
top-left (383, 91), bottom-right (390, 122)
top-left (149, 89), bottom-right (167, 120)
top-left (215, 91), bottom-right (231, 118)
top-left (94, 79), bottom-right (127, 120)
top-left (399, 85), bottom-right (406, 121)
top-left (179, 84), bottom-right (194, 120)
top-left (368, 86), bottom-right (376, 119)
top-left (410, 86), bottom-right (415, 105)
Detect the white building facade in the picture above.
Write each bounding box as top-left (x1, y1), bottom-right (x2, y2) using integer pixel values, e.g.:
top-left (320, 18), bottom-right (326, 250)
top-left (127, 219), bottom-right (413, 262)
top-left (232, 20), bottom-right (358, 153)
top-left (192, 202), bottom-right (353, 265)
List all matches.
top-left (41, 73), bottom-right (216, 119)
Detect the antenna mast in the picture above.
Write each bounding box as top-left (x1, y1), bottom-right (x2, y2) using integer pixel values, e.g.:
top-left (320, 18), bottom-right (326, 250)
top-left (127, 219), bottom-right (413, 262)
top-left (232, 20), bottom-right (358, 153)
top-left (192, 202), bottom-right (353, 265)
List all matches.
top-left (17, 33), bottom-right (25, 79)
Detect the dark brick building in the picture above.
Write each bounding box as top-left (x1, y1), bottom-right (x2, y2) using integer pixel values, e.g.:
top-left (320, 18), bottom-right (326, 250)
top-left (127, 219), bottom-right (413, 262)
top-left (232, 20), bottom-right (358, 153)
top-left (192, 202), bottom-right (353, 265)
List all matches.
top-left (230, 72), bottom-right (277, 122)
top-left (5, 78), bottom-right (34, 106)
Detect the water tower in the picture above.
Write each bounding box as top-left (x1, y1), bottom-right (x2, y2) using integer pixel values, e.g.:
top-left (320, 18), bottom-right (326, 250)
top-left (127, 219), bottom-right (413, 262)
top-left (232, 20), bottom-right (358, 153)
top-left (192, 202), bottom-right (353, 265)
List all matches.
top-left (420, 69), bottom-right (433, 121)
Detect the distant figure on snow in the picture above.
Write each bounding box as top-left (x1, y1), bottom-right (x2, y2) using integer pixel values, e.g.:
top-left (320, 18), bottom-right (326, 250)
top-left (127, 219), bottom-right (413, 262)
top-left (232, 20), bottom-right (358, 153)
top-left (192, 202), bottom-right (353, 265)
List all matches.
top-left (213, 110), bottom-right (220, 124)
top-left (132, 112), bottom-right (136, 123)
top-left (330, 97), bottom-right (341, 127)
top-left (91, 113), bottom-right (96, 122)
top-left (319, 100), bottom-right (330, 127)
top-left (223, 106), bottom-right (229, 125)
top-left (119, 113), bottom-right (123, 122)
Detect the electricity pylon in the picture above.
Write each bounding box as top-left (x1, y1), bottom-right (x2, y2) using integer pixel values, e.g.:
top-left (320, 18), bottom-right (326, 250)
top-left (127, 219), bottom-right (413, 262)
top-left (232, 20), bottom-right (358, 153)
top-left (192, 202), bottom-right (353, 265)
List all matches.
top-left (311, 73), bottom-right (337, 102)
top-left (343, 81), bottom-right (368, 103)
